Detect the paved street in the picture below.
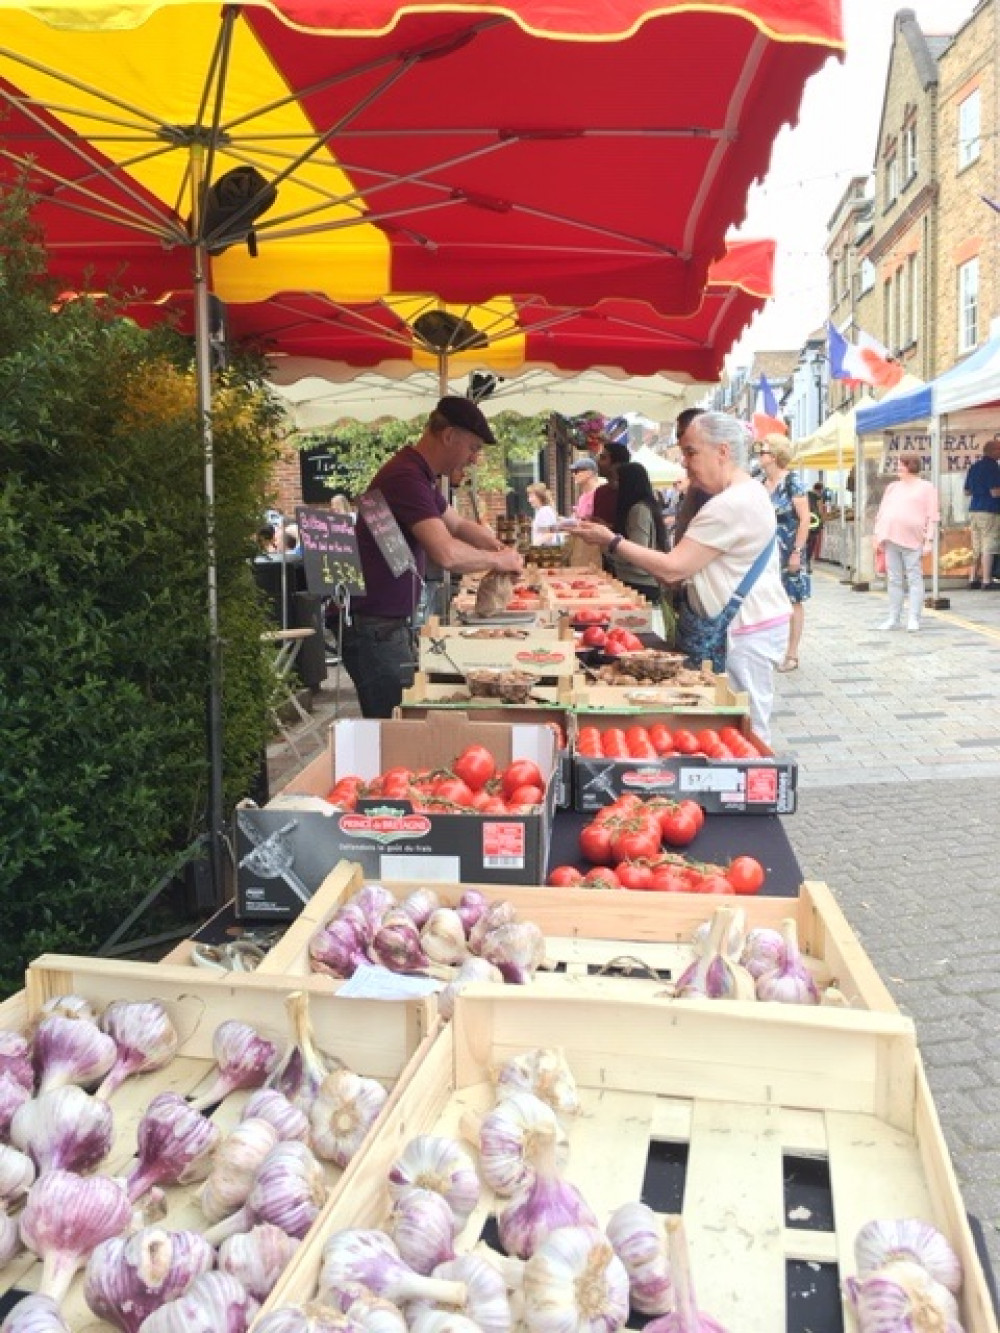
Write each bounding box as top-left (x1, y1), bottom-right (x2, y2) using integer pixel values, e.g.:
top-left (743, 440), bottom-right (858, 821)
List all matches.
top-left (271, 563), bottom-right (1000, 1271)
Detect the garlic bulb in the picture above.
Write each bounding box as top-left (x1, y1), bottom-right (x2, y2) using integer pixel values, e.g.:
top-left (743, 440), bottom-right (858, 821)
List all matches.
top-left (739, 927), bottom-right (784, 981)
top-left (421, 910), bottom-right (470, 966)
top-left (350, 884), bottom-right (396, 932)
top-left (674, 908), bottom-right (755, 1001)
top-left (310, 918), bottom-right (368, 979)
top-left (492, 1049), bottom-right (581, 1117)
top-left (410, 1315), bottom-right (480, 1333)
top-left (319, 1229), bottom-right (468, 1307)
top-left (136, 1270), bottom-right (258, 1333)
top-left (84, 1227), bottom-right (215, 1333)
top-left (605, 1203), bottom-right (672, 1315)
top-left (845, 1258), bottom-right (962, 1333)
top-left (0, 1210), bottom-right (21, 1266)
top-left (0, 1294), bottom-right (71, 1332)
top-left (438, 958), bottom-right (505, 1020)
top-left (854, 1218), bottom-right (963, 1293)
top-left (126, 1092), bottom-right (221, 1202)
top-left (522, 1225), bottom-right (629, 1333)
top-left (255, 1307), bottom-right (361, 1333)
top-left (218, 1221), bottom-right (301, 1300)
top-left (11, 1085), bottom-right (114, 1175)
top-left (0, 1142), bottom-right (36, 1203)
top-left (322, 1281), bottom-right (408, 1333)
top-left (0, 1032), bottom-right (34, 1091)
top-left (474, 1092), bottom-right (565, 1197)
top-left (479, 922), bottom-right (546, 984)
top-left (97, 1001), bottom-right (179, 1101)
top-left (203, 1139), bottom-right (327, 1243)
top-left (0, 1070), bottom-right (32, 1139)
top-left (456, 891), bottom-right (489, 934)
top-left (469, 901), bottom-right (517, 954)
top-left (386, 1186), bottom-right (457, 1275)
top-left (754, 919), bottom-right (819, 1005)
top-left (32, 1016), bottom-right (117, 1095)
top-left (241, 1088), bottom-right (310, 1141)
top-left (20, 1169), bottom-right (132, 1304)
top-left (690, 907), bottom-right (746, 961)
top-left (497, 1125), bottom-right (597, 1259)
top-left (197, 1117), bottom-right (279, 1222)
top-left (266, 990), bottom-right (343, 1110)
top-left (388, 1135), bottom-right (480, 1227)
top-left (429, 1253), bottom-right (514, 1333)
top-left (310, 1068), bottom-right (389, 1167)
top-left (401, 888), bottom-right (442, 929)
top-left (643, 1215), bottom-right (729, 1333)
top-left (188, 1021), bottom-right (278, 1112)
top-left (38, 995), bottom-right (98, 1024)
top-left (370, 912), bottom-right (440, 976)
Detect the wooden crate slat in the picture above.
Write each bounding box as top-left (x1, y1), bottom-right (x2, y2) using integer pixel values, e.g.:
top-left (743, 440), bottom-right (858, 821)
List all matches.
top-left (563, 1089), bottom-right (655, 1219)
top-left (682, 1100), bottom-right (788, 1333)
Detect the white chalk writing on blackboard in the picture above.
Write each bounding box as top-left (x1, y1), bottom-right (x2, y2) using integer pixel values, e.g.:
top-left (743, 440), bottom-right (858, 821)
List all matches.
top-left (296, 506), bottom-right (365, 595)
top-left (357, 489), bottom-right (417, 578)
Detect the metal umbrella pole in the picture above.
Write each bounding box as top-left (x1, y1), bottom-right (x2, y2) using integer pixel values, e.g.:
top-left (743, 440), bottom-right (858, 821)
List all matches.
top-left (929, 414), bottom-right (943, 607)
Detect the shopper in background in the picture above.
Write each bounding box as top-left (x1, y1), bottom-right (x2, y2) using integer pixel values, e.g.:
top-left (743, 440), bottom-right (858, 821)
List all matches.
top-left (873, 452), bottom-right (940, 633)
top-left (671, 407), bottom-right (708, 543)
top-left (526, 482), bottom-right (563, 546)
top-left (570, 456), bottom-right (604, 519)
top-left (343, 396), bottom-right (522, 717)
top-left (590, 439), bottom-right (631, 529)
top-left (574, 412), bottom-right (790, 742)
top-left (611, 461), bottom-right (667, 602)
top-left (806, 482), bottom-right (826, 562)
top-left (758, 437), bottom-right (811, 673)
top-left (963, 438), bottom-right (1000, 589)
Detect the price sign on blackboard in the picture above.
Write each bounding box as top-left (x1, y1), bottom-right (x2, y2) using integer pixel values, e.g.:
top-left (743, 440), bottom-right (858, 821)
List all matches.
top-left (356, 488), bottom-right (418, 579)
top-left (295, 506), bottom-right (365, 596)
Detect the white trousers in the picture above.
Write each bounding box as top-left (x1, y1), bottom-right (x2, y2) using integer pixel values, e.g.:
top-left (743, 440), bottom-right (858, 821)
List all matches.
top-left (884, 541), bottom-right (924, 624)
top-left (726, 621), bottom-right (790, 746)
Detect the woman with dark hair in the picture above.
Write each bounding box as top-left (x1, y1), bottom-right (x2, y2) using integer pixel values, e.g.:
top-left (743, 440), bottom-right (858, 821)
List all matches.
top-left (612, 461), bottom-right (666, 601)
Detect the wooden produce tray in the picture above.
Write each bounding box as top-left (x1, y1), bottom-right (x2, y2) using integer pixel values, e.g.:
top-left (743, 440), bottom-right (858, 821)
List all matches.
top-left (0, 955), bottom-right (436, 1330)
top-left (400, 672), bottom-right (576, 711)
top-left (418, 618), bottom-right (577, 678)
top-left (257, 992), bottom-right (997, 1333)
top-left (571, 675), bottom-right (747, 713)
top-left (257, 860), bottom-right (897, 1013)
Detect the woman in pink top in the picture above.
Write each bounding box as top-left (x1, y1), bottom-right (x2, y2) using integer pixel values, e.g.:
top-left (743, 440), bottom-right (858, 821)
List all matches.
top-left (873, 453), bottom-right (940, 632)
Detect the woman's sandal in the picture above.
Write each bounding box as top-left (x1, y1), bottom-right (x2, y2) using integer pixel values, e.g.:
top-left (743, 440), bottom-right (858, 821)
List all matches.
top-left (777, 657), bottom-right (799, 672)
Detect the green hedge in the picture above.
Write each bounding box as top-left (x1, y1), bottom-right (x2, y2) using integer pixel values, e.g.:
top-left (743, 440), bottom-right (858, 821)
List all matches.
top-left (0, 187), bottom-right (282, 992)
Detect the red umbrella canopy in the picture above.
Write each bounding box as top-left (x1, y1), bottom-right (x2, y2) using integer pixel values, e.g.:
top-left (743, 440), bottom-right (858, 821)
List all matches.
top-left (0, 2), bottom-right (842, 315)
top-left (162, 239), bottom-right (774, 383)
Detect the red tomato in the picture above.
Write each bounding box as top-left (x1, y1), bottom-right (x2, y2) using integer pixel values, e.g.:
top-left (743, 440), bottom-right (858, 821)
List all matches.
top-left (649, 866), bottom-right (686, 892)
top-left (581, 867), bottom-right (621, 889)
top-left (507, 599), bottom-right (535, 611)
top-left (581, 625), bottom-right (607, 648)
top-left (648, 724), bottom-right (675, 755)
top-left (677, 799), bottom-right (706, 832)
top-left (659, 805), bottom-right (700, 847)
top-left (501, 759), bottom-right (545, 801)
top-left (601, 728), bottom-right (628, 758)
top-left (433, 776), bottom-right (475, 807)
top-left (506, 783), bottom-right (545, 809)
top-left (726, 855), bottom-right (766, 895)
top-left (719, 726), bottom-right (746, 750)
top-left (577, 735), bottom-right (602, 758)
top-left (547, 865), bottom-right (584, 887)
top-left (480, 797), bottom-right (509, 814)
top-left (609, 816), bottom-right (662, 863)
top-left (696, 728), bottom-right (723, 755)
top-left (625, 725), bottom-right (651, 748)
top-left (698, 874), bottom-right (736, 895)
top-left (671, 729), bottom-right (700, 756)
top-left (453, 744), bottom-right (496, 793)
top-left (382, 774), bottom-right (413, 799)
top-left (579, 820), bottom-right (615, 865)
top-left (381, 766), bottom-right (413, 787)
top-left (616, 861), bottom-right (655, 891)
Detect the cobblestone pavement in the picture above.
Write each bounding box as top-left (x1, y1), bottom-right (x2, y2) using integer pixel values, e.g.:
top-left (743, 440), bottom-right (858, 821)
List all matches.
top-left (270, 568), bottom-right (1000, 1272)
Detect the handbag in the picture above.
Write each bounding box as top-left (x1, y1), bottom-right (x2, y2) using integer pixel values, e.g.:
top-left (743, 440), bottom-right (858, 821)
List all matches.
top-left (677, 536), bottom-right (777, 672)
top-left (875, 544), bottom-right (887, 575)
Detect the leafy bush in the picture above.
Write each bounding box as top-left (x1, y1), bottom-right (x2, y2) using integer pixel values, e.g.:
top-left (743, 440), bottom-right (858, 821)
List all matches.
top-left (0, 185), bottom-right (282, 993)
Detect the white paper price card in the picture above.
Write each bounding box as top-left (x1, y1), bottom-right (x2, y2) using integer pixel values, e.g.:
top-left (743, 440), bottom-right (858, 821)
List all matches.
top-left (679, 768), bottom-right (741, 793)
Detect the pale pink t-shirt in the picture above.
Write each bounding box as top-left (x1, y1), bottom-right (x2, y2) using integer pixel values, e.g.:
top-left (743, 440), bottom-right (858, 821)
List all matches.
top-left (873, 478), bottom-right (939, 550)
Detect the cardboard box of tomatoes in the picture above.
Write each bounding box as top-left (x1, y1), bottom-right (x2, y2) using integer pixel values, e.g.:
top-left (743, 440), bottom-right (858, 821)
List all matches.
top-left (234, 715), bottom-right (558, 919)
top-left (571, 713), bottom-right (797, 815)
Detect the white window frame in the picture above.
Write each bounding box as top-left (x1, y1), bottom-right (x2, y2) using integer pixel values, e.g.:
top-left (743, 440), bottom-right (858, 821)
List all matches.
top-left (958, 90), bottom-right (981, 169)
top-left (902, 124), bottom-right (917, 182)
top-left (958, 257), bottom-right (979, 353)
top-left (906, 253), bottom-right (920, 346)
top-left (885, 155), bottom-right (899, 206)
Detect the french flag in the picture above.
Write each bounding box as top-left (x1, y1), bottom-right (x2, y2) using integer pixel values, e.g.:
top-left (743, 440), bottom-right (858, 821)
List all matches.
top-left (827, 322), bottom-right (903, 389)
top-left (752, 373), bottom-right (787, 440)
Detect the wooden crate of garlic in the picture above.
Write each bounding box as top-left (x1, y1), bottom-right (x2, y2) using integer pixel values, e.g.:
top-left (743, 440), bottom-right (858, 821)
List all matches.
top-left (254, 989), bottom-right (998, 1333)
top-left (0, 956), bottom-right (436, 1330)
top-left (250, 860), bottom-right (897, 1014)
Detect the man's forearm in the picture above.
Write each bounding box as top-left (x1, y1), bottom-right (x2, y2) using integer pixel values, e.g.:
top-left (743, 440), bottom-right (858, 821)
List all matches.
top-left (451, 516), bottom-right (503, 551)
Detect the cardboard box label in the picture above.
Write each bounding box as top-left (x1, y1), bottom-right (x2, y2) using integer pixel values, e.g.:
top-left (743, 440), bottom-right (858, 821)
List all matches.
top-left (745, 767), bottom-right (779, 804)
top-left (339, 808), bottom-right (434, 845)
top-left (482, 821), bottom-right (527, 869)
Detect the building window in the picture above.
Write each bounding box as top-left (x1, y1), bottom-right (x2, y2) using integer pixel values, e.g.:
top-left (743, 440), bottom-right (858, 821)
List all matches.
top-left (958, 90), bottom-right (981, 169)
top-left (884, 154), bottom-right (899, 206)
top-left (906, 253), bottom-right (920, 346)
top-left (902, 124), bottom-right (917, 183)
top-left (884, 276), bottom-right (895, 351)
top-left (859, 258), bottom-right (876, 295)
top-left (958, 257), bottom-right (979, 352)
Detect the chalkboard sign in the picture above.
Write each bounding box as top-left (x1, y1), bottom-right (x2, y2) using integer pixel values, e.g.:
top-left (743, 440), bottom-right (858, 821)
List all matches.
top-left (295, 506), bottom-right (365, 596)
top-left (356, 488), bottom-right (417, 579)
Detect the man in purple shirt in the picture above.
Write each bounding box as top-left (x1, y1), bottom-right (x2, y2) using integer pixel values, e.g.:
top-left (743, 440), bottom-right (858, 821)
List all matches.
top-left (342, 397), bottom-right (524, 717)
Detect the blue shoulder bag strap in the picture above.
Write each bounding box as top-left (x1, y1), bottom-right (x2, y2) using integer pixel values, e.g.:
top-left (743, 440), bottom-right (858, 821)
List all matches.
top-left (720, 535), bottom-right (777, 624)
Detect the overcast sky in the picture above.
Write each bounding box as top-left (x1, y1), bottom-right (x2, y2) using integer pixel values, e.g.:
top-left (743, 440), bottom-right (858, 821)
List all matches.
top-left (727, 0), bottom-right (979, 368)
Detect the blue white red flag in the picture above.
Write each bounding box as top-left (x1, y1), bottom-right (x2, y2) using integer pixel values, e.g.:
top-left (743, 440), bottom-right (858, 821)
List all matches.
top-left (827, 322), bottom-right (903, 389)
top-left (752, 373), bottom-right (787, 439)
